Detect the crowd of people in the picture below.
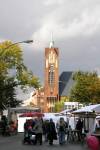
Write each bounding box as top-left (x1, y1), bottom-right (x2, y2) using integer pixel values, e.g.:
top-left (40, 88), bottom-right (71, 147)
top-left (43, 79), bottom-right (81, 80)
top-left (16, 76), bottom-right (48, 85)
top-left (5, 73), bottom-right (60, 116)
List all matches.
top-left (1, 115), bottom-right (100, 149)
top-left (23, 117), bottom-right (84, 145)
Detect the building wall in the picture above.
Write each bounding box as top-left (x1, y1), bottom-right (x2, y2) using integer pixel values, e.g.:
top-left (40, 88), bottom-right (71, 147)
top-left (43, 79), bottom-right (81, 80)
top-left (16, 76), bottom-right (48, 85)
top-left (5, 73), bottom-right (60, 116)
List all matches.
top-left (64, 102), bottom-right (83, 110)
top-left (44, 47), bottom-right (59, 112)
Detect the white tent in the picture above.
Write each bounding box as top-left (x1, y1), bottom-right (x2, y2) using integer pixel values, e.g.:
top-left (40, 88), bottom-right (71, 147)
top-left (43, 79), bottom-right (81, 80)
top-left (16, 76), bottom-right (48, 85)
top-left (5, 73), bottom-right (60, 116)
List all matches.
top-left (72, 104), bottom-right (100, 133)
top-left (59, 109), bottom-right (72, 115)
top-left (73, 104), bottom-right (100, 114)
top-left (43, 113), bottom-right (67, 124)
top-left (43, 113), bottom-right (56, 120)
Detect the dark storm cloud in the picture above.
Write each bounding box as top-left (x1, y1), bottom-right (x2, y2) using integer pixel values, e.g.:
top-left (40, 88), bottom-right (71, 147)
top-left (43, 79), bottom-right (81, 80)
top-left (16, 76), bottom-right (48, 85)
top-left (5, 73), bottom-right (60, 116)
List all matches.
top-left (0, 0), bottom-right (45, 40)
top-left (0, 0), bottom-right (100, 83)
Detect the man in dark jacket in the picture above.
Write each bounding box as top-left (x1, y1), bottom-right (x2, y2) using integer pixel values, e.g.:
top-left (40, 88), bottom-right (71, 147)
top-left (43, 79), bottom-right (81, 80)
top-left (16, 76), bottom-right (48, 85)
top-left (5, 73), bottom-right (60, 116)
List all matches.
top-left (47, 118), bottom-right (57, 145)
top-left (76, 119), bottom-right (83, 141)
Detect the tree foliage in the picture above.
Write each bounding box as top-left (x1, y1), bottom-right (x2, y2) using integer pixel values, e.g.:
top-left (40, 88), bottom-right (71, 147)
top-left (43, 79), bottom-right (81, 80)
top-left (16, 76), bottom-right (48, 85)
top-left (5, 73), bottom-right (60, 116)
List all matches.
top-left (69, 71), bottom-right (100, 104)
top-left (54, 99), bottom-right (66, 112)
top-left (0, 41), bottom-right (40, 88)
top-left (0, 77), bottom-right (22, 111)
top-left (0, 41), bottom-right (40, 111)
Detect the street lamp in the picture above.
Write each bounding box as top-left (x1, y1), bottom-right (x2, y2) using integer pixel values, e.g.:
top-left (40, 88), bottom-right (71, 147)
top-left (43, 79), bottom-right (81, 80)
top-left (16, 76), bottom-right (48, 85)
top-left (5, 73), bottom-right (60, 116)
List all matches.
top-left (4, 40), bottom-right (33, 50)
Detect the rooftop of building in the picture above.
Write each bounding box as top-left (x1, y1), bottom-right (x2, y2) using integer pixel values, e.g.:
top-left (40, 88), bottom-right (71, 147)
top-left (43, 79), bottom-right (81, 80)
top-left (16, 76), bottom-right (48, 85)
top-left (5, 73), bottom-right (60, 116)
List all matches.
top-left (59, 71), bottom-right (75, 96)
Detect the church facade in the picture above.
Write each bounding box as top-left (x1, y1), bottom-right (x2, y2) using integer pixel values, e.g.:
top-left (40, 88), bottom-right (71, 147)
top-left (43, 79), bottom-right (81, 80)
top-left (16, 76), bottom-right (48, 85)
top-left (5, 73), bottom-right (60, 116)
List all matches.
top-left (44, 42), bottom-right (59, 112)
top-left (22, 41), bottom-right (75, 113)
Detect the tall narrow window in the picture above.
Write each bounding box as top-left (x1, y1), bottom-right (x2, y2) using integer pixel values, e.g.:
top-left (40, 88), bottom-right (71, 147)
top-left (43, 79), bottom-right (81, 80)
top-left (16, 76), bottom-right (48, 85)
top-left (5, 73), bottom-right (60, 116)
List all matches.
top-left (48, 64), bottom-right (55, 86)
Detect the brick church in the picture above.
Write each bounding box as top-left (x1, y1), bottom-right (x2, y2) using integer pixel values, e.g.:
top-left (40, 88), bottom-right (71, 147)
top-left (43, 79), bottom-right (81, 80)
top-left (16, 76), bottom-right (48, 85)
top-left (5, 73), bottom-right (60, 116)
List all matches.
top-left (44, 40), bottom-right (59, 112)
top-left (24, 39), bottom-right (74, 112)
top-left (36, 40), bottom-right (74, 112)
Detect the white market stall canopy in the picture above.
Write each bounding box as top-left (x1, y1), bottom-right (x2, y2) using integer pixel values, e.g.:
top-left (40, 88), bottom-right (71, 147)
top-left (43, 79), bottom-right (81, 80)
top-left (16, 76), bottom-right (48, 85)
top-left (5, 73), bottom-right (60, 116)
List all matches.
top-left (72, 104), bottom-right (100, 133)
top-left (73, 104), bottom-right (100, 114)
top-left (59, 109), bottom-right (73, 115)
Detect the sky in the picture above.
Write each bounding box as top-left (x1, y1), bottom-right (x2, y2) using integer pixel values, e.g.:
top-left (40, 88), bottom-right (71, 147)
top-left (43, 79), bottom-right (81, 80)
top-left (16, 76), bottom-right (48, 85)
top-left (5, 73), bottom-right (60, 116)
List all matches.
top-left (0, 0), bottom-right (100, 87)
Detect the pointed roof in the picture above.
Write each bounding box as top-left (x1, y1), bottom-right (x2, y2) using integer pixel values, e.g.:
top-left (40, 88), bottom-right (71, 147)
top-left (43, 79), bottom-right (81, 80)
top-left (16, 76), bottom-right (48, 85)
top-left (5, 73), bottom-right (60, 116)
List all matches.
top-left (49, 33), bottom-right (54, 48)
top-left (59, 71), bottom-right (74, 96)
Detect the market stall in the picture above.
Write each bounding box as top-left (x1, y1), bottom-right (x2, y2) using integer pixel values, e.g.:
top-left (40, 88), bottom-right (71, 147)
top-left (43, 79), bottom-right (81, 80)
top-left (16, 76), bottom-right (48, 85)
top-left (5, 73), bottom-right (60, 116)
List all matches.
top-left (72, 104), bottom-right (100, 133)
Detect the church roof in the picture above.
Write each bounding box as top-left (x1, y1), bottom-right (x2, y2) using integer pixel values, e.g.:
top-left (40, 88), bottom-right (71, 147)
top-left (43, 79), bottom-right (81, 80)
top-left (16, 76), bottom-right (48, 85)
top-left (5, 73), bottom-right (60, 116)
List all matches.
top-left (59, 71), bottom-right (74, 96)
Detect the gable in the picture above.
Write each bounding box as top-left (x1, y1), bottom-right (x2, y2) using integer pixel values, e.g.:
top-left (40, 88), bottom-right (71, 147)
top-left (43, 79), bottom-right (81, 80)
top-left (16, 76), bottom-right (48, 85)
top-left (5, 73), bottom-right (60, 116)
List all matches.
top-left (59, 71), bottom-right (74, 96)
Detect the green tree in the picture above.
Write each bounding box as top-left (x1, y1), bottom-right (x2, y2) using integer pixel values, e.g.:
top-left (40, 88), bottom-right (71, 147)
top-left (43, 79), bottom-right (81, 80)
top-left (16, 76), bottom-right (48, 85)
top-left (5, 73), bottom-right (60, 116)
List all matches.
top-left (0, 41), bottom-right (40, 87)
top-left (69, 71), bottom-right (100, 104)
top-left (0, 77), bottom-right (22, 111)
top-left (54, 99), bottom-right (65, 112)
top-left (0, 41), bottom-right (40, 111)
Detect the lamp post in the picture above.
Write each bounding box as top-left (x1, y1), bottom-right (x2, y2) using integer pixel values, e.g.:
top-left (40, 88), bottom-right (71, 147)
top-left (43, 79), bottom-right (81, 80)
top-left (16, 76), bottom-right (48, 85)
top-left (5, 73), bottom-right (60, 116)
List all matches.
top-left (3, 40), bottom-right (33, 50)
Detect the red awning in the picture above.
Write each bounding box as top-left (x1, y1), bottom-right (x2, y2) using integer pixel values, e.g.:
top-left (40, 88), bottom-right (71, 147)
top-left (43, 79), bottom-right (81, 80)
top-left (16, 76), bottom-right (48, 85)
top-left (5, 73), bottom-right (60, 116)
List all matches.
top-left (19, 112), bottom-right (44, 117)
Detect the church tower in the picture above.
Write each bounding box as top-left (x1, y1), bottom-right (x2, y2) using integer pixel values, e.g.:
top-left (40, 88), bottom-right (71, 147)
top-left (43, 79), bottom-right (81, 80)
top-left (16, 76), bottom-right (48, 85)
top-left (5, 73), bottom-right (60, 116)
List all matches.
top-left (44, 39), bottom-right (59, 112)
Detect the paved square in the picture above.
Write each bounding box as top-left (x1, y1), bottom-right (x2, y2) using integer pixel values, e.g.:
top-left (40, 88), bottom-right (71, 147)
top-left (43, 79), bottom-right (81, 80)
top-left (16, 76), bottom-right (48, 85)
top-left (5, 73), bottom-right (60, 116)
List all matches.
top-left (0, 133), bottom-right (88, 150)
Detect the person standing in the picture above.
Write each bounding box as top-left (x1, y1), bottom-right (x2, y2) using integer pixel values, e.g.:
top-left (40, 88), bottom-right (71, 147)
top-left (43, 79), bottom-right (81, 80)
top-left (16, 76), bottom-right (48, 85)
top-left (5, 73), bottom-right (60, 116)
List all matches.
top-left (1, 115), bottom-right (8, 136)
top-left (42, 120), bottom-right (49, 142)
top-left (76, 118), bottom-right (83, 141)
top-left (57, 117), bottom-right (66, 145)
top-left (33, 117), bottom-right (43, 145)
top-left (47, 118), bottom-right (57, 145)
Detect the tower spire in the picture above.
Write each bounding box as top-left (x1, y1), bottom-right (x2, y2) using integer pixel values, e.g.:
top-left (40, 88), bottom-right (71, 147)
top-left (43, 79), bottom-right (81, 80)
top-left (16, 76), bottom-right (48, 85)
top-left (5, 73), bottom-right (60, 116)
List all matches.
top-left (49, 32), bottom-right (54, 48)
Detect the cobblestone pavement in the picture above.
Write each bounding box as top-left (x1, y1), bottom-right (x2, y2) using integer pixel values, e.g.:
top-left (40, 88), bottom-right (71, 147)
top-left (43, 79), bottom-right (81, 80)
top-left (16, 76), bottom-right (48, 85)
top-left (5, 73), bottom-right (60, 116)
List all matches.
top-left (0, 133), bottom-right (88, 150)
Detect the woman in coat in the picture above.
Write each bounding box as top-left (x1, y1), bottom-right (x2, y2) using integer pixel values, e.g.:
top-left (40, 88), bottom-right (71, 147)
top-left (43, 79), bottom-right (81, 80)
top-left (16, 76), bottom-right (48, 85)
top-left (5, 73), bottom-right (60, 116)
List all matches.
top-left (47, 118), bottom-right (57, 145)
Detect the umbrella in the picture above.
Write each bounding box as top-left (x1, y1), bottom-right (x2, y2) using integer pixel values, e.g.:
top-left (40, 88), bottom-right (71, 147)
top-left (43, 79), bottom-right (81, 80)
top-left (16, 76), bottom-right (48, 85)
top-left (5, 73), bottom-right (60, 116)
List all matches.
top-left (19, 112), bottom-right (44, 117)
